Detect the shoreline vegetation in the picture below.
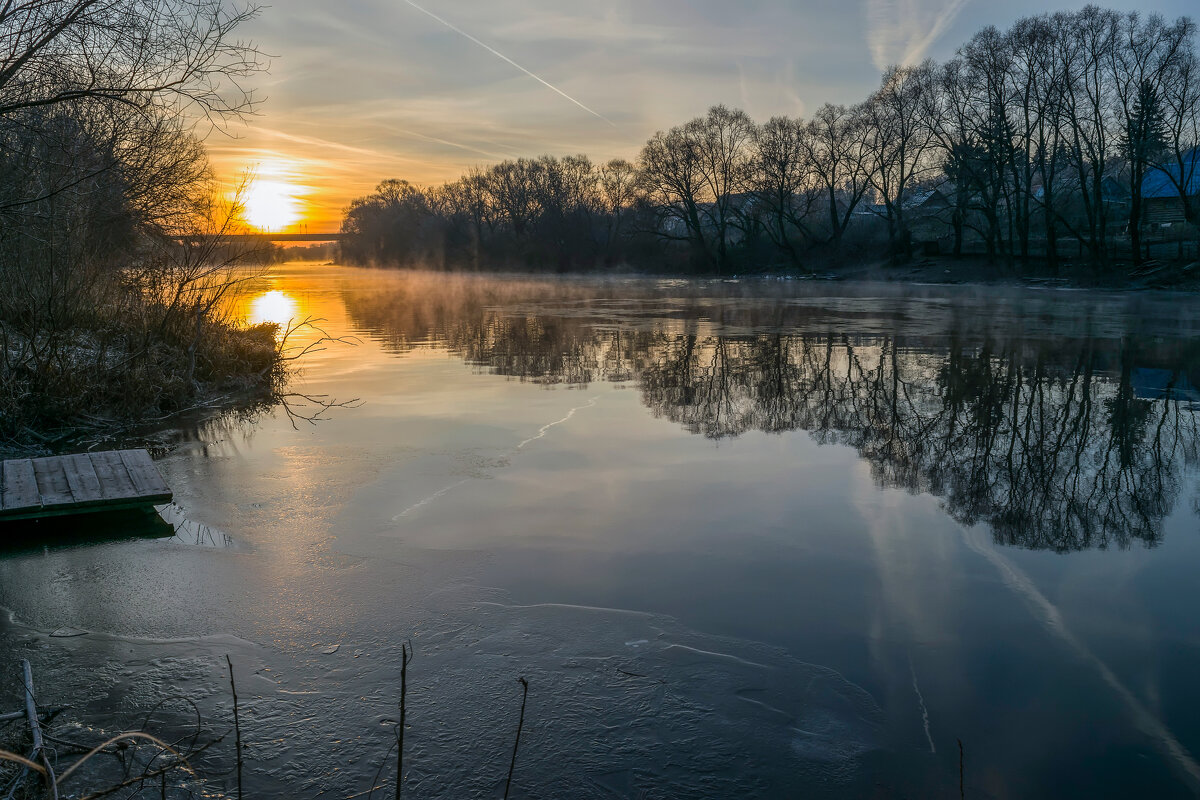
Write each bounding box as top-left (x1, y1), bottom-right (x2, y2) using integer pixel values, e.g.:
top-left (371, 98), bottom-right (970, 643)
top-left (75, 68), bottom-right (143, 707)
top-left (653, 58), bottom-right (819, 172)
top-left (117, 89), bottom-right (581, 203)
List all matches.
top-left (0, 1), bottom-right (286, 454)
top-left (339, 7), bottom-right (1200, 286)
top-left (0, 650), bottom-right (532, 800)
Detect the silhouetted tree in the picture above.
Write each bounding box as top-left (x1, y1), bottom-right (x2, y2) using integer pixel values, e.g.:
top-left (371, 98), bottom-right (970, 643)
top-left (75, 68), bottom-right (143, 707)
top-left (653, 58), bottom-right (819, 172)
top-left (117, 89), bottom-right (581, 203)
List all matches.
top-left (802, 104), bottom-right (872, 249)
top-left (751, 116), bottom-right (819, 269)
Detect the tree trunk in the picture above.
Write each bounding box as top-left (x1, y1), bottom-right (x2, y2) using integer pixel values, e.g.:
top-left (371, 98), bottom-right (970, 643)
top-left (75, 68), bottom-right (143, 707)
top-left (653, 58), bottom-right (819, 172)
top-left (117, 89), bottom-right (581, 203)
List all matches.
top-left (1129, 191), bottom-right (1143, 269)
top-left (1044, 196), bottom-right (1059, 274)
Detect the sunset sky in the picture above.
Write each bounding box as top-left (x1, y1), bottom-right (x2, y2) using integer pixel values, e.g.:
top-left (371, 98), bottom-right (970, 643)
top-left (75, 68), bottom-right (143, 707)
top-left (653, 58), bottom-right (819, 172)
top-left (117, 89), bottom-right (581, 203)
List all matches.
top-left (212, 0), bottom-right (1196, 232)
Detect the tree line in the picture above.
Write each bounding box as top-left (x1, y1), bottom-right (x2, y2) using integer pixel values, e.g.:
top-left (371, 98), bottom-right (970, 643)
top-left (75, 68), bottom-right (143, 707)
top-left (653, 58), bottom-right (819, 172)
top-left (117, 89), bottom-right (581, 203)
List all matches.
top-left (342, 6), bottom-right (1200, 276)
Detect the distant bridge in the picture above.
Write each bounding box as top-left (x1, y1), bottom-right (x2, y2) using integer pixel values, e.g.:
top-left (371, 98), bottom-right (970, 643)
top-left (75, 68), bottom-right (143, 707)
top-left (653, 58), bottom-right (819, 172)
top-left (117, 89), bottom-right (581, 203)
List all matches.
top-left (183, 232), bottom-right (346, 243)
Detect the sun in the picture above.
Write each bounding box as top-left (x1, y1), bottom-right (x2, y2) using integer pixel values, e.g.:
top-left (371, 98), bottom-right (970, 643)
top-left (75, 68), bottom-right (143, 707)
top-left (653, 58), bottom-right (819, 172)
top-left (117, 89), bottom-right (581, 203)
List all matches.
top-left (242, 179), bottom-right (303, 231)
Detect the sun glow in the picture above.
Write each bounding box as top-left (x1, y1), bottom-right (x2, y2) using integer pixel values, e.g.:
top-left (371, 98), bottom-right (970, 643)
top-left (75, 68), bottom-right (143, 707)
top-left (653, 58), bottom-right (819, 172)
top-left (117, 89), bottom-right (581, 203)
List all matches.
top-left (242, 179), bottom-right (303, 231)
top-left (249, 290), bottom-right (299, 327)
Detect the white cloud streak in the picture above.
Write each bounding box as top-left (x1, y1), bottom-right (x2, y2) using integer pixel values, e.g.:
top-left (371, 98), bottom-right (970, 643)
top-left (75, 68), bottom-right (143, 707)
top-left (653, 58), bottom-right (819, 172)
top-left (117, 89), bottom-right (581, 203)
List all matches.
top-left (865, 0), bottom-right (972, 70)
top-left (402, 0), bottom-right (616, 127)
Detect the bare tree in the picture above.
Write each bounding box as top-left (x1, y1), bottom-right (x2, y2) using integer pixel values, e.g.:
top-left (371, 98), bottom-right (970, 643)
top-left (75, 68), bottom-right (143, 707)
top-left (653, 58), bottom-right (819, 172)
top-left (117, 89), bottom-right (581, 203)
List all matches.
top-left (751, 115), bottom-right (819, 269)
top-left (801, 103), bottom-right (871, 249)
top-left (1055, 7), bottom-right (1123, 268)
top-left (637, 124), bottom-right (710, 266)
top-left (1109, 12), bottom-right (1195, 264)
top-left (1159, 47), bottom-right (1200, 228)
top-left (637, 106), bottom-right (756, 272)
top-left (599, 158), bottom-right (637, 246)
top-left (689, 105), bottom-right (756, 272)
top-left (861, 61), bottom-right (941, 260)
top-left (484, 158), bottom-right (540, 237)
top-left (938, 30), bottom-right (1019, 264)
top-left (338, 7), bottom-right (1200, 276)
top-left (1006, 14), bottom-right (1072, 270)
top-left (0, 0), bottom-right (263, 124)
top-left (0, 0), bottom-right (273, 443)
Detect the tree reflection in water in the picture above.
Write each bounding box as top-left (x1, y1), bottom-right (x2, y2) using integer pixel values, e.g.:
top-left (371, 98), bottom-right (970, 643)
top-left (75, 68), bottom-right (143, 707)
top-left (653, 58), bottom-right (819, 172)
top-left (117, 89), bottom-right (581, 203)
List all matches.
top-left (342, 273), bottom-right (1200, 553)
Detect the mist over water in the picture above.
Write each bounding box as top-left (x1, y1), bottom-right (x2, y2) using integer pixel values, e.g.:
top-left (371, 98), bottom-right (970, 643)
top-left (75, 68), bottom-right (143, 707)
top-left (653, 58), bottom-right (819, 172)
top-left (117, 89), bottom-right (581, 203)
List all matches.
top-left (3, 263), bottom-right (1200, 798)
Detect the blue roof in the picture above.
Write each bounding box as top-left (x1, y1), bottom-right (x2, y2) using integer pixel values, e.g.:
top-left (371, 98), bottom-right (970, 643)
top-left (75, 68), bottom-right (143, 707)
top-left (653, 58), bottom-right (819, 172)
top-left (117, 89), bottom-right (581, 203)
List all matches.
top-left (1142, 148), bottom-right (1200, 199)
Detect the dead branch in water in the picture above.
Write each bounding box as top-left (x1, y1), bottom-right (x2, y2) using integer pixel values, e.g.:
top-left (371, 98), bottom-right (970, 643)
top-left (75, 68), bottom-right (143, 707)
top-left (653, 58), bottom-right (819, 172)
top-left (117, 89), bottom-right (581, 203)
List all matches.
top-left (72, 733), bottom-right (225, 800)
top-left (0, 660), bottom-right (56, 800)
top-left (4, 653), bottom-right (544, 799)
top-left (504, 677), bottom-right (529, 800)
top-left (277, 391), bottom-right (362, 429)
top-left (276, 315), bottom-right (361, 365)
top-left (395, 641), bottom-right (412, 800)
top-left (226, 655), bottom-right (244, 800)
top-left (22, 660), bottom-right (57, 800)
top-left (958, 738), bottom-right (965, 799)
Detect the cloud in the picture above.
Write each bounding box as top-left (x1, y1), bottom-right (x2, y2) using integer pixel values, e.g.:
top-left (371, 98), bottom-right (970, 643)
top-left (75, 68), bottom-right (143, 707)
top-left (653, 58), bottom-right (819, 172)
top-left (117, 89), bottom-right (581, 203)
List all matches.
top-left (211, 0), bottom-right (1006, 229)
top-left (864, 0), bottom-right (972, 70)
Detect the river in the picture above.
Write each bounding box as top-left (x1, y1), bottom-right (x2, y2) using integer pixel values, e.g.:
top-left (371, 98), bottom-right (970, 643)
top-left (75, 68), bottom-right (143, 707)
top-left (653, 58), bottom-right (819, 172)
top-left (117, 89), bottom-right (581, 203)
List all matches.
top-left (3, 262), bottom-right (1200, 798)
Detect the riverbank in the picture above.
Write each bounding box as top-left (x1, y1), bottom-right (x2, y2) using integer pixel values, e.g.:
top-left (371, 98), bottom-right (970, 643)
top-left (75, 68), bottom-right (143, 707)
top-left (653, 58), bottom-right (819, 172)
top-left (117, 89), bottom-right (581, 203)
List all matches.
top-left (0, 318), bottom-right (286, 459)
top-left (348, 253), bottom-right (1200, 292)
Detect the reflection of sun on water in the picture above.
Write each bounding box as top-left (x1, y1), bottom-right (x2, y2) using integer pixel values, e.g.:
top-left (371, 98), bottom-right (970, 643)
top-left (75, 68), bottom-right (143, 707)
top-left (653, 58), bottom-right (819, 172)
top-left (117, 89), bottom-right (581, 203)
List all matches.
top-left (249, 290), bottom-right (298, 327)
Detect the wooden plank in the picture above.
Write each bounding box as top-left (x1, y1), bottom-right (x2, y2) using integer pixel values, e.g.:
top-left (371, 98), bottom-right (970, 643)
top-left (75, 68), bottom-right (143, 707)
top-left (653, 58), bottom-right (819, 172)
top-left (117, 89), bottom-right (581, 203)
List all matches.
top-left (1, 459), bottom-right (41, 514)
top-left (88, 451), bottom-right (139, 502)
top-left (1, 449), bottom-right (170, 522)
top-left (118, 450), bottom-right (171, 500)
top-left (0, 499), bottom-right (169, 522)
top-left (31, 457), bottom-right (73, 507)
top-left (62, 453), bottom-right (103, 506)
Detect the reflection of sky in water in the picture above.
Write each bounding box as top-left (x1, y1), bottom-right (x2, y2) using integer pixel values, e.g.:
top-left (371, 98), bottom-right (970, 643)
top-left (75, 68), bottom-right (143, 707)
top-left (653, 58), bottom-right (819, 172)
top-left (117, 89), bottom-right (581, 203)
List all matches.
top-left (1, 264), bottom-right (1199, 798)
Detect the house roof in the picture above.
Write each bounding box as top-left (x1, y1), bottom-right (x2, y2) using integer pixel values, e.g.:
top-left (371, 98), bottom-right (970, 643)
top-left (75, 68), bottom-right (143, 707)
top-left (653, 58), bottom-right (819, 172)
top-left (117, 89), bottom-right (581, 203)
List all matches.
top-left (904, 188), bottom-right (945, 209)
top-left (1143, 148), bottom-right (1200, 199)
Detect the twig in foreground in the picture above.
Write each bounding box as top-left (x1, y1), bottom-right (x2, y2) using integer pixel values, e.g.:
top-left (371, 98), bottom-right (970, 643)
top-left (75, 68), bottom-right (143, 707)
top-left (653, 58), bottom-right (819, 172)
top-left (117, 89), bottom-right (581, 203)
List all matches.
top-left (958, 738), bottom-right (965, 800)
top-left (395, 641), bottom-right (413, 800)
top-left (504, 677), bottom-right (529, 800)
top-left (227, 655), bottom-right (244, 800)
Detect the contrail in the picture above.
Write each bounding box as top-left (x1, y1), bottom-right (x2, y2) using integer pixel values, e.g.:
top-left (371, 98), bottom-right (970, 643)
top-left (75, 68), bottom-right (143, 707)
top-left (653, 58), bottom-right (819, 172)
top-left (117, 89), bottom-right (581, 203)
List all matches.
top-left (402, 0), bottom-right (616, 127)
top-left (908, 655), bottom-right (936, 754)
top-left (962, 528), bottom-right (1200, 791)
top-left (391, 127), bottom-right (514, 160)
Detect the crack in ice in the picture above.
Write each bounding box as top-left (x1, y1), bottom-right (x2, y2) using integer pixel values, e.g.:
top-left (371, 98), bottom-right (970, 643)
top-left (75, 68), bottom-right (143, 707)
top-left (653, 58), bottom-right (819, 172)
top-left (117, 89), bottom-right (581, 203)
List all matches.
top-left (516, 396), bottom-right (599, 449)
top-left (393, 396), bottom-right (600, 521)
top-left (391, 479), bottom-right (470, 520)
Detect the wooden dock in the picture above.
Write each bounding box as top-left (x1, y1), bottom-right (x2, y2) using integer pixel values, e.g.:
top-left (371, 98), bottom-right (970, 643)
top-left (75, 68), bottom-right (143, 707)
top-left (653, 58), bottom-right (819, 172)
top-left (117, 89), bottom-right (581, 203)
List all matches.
top-left (0, 449), bottom-right (172, 521)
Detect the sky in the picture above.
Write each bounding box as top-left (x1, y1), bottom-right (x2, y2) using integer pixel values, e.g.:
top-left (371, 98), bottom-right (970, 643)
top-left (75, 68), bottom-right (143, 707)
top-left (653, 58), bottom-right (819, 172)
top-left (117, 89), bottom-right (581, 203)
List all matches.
top-left (209, 0), bottom-right (1196, 231)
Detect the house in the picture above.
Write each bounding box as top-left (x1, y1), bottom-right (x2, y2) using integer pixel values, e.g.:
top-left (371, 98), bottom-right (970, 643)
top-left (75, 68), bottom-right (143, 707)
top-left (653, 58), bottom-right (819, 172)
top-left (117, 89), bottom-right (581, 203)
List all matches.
top-left (850, 184), bottom-right (953, 220)
top-left (904, 186), bottom-right (953, 215)
top-left (1142, 148), bottom-right (1200, 226)
top-left (1032, 173), bottom-right (1130, 209)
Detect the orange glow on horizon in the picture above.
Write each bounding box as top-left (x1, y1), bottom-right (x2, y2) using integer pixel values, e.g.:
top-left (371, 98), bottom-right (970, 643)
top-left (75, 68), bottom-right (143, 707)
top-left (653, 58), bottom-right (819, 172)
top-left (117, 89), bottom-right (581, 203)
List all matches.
top-left (225, 158), bottom-right (324, 232)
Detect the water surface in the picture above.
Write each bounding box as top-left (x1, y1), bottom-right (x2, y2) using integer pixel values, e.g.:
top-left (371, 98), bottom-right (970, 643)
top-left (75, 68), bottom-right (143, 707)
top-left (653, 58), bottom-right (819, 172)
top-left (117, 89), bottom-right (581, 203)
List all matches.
top-left (3, 264), bottom-right (1200, 798)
